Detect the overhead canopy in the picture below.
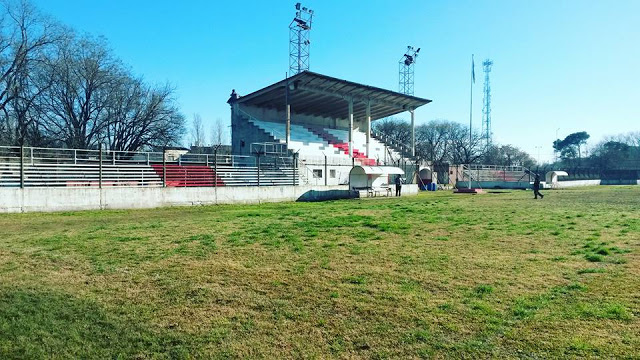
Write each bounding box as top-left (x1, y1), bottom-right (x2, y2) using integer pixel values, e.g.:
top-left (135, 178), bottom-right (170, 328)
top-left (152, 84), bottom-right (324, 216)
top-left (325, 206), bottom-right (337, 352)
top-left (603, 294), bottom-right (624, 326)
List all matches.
top-left (236, 71), bottom-right (431, 120)
top-left (546, 171), bottom-right (568, 184)
top-left (351, 166), bottom-right (405, 176)
top-left (349, 166), bottom-right (404, 189)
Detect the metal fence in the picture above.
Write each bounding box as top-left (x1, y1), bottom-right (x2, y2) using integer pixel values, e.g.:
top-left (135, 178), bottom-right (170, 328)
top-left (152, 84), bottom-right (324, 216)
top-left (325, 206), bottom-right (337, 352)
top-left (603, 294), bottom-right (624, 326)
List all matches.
top-left (532, 165), bottom-right (640, 181)
top-left (0, 146), bottom-right (299, 188)
top-left (0, 145), bottom-right (427, 189)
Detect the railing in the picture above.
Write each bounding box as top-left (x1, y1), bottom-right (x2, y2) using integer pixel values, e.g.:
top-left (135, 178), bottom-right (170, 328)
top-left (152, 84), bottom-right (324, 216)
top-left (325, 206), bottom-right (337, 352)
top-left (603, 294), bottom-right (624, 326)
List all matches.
top-left (458, 164), bottom-right (532, 186)
top-left (370, 130), bottom-right (413, 160)
top-left (250, 142), bottom-right (289, 156)
top-left (239, 108), bottom-right (288, 140)
top-left (0, 145), bottom-right (299, 188)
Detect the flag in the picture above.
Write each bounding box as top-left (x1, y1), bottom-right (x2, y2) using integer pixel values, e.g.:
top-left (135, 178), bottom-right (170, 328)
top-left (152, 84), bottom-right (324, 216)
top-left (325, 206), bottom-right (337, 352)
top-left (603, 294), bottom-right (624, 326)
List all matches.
top-left (471, 55), bottom-right (475, 84)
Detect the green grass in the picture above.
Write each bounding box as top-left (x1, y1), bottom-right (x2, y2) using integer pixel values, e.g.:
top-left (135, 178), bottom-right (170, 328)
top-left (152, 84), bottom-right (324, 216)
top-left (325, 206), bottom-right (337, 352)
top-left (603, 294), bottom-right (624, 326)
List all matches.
top-left (0, 186), bottom-right (638, 358)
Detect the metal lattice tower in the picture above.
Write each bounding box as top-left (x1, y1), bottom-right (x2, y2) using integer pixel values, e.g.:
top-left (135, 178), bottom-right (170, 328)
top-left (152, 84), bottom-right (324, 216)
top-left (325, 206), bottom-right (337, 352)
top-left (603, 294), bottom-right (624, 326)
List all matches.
top-left (289, 3), bottom-right (314, 75)
top-left (399, 46), bottom-right (420, 95)
top-left (482, 59), bottom-right (493, 148)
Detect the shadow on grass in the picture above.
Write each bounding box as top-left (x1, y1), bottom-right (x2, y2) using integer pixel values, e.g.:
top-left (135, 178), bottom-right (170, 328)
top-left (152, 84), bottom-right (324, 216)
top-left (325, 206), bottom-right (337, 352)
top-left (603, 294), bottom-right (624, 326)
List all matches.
top-left (0, 288), bottom-right (195, 359)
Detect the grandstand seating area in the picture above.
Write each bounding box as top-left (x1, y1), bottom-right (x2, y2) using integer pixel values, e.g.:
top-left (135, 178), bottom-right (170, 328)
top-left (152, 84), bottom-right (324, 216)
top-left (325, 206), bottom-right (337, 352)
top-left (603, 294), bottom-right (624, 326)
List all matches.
top-left (248, 118), bottom-right (345, 157)
top-left (246, 115), bottom-right (409, 167)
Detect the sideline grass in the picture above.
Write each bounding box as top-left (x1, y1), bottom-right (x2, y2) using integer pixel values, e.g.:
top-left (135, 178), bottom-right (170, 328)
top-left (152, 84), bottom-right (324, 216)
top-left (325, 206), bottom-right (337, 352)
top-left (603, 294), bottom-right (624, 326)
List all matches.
top-left (0, 186), bottom-right (638, 358)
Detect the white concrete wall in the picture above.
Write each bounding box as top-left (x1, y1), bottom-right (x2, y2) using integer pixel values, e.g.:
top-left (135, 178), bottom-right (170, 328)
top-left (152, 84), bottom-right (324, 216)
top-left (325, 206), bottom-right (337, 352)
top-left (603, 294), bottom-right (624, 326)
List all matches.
top-left (554, 180), bottom-right (601, 188)
top-left (0, 184), bottom-right (420, 213)
top-left (402, 184), bottom-right (419, 195)
top-left (456, 179), bottom-right (638, 189)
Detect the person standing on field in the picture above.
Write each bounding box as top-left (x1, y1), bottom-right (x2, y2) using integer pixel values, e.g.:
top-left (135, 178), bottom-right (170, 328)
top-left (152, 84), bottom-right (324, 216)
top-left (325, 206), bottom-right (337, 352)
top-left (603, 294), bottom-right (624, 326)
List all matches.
top-left (533, 174), bottom-right (544, 199)
top-left (395, 175), bottom-right (403, 197)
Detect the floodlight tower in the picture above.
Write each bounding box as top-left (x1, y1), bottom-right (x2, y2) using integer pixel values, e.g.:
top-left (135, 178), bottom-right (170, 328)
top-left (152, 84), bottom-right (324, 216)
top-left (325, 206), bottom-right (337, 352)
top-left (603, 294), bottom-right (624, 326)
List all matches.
top-left (289, 3), bottom-right (314, 75)
top-left (399, 46), bottom-right (420, 95)
top-left (482, 59), bottom-right (493, 148)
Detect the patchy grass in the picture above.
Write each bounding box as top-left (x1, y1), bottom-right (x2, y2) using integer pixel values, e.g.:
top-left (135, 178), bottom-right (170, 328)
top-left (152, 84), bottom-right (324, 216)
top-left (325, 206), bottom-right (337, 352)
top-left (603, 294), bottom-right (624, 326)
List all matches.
top-left (0, 186), bottom-right (638, 358)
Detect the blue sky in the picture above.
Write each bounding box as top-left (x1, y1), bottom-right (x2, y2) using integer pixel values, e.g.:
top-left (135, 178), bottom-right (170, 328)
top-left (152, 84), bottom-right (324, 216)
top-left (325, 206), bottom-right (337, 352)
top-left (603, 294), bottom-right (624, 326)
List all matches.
top-left (32, 0), bottom-right (640, 162)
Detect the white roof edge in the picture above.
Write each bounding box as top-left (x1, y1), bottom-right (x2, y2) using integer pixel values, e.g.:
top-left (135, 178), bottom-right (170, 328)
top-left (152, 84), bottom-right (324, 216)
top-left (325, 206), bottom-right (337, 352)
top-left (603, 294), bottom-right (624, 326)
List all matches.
top-left (353, 166), bottom-right (405, 175)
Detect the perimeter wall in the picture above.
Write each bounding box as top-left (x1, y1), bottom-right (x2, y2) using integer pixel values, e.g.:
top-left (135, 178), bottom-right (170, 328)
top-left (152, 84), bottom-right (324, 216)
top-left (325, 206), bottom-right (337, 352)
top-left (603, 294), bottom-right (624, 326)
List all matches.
top-left (0, 184), bottom-right (419, 213)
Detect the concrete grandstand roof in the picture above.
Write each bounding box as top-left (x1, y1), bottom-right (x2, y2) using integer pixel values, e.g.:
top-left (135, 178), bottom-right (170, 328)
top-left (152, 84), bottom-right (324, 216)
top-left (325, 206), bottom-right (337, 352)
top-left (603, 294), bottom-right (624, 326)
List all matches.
top-left (235, 71), bottom-right (431, 120)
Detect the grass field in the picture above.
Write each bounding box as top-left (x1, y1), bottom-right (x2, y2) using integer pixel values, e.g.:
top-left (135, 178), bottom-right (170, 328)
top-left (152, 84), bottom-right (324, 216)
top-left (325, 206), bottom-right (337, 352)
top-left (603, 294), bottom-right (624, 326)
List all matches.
top-left (0, 186), bottom-right (638, 358)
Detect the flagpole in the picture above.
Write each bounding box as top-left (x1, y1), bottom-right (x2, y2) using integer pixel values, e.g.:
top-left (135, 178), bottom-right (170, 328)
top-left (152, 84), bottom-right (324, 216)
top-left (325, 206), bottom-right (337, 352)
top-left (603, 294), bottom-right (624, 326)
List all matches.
top-left (469, 54), bottom-right (474, 189)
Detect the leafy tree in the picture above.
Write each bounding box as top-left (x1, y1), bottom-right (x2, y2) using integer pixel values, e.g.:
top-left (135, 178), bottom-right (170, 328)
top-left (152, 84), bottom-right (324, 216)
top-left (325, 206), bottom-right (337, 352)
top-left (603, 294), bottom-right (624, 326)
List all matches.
top-left (553, 131), bottom-right (590, 163)
top-left (589, 140), bottom-right (635, 170)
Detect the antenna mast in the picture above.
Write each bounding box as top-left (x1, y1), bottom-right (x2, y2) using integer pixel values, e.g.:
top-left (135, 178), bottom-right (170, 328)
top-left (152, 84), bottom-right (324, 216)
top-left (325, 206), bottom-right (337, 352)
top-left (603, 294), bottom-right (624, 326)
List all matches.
top-left (482, 59), bottom-right (493, 148)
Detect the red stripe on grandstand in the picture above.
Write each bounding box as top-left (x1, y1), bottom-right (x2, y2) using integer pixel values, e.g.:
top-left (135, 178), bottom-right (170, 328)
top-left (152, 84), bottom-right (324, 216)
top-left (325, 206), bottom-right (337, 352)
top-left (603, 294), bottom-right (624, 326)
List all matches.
top-left (150, 165), bottom-right (225, 187)
top-left (306, 126), bottom-right (377, 166)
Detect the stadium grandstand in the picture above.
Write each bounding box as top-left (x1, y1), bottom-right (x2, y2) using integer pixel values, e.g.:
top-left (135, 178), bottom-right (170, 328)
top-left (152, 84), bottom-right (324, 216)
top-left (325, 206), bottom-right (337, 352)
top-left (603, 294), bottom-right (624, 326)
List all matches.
top-left (230, 71), bottom-right (431, 185)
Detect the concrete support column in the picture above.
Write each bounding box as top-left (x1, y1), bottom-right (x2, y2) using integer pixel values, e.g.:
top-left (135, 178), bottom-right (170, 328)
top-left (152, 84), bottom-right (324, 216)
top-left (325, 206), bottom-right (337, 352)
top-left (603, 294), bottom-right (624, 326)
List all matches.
top-left (286, 104), bottom-right (291, 147)
top-left (348, 98), bottom-right (354, 158)
top-left (365, 101), bottom-right (371, 158)
top-left (410, 108), bottom-right (415, 157)
top-left (230, 103), bottom-right (236, 154)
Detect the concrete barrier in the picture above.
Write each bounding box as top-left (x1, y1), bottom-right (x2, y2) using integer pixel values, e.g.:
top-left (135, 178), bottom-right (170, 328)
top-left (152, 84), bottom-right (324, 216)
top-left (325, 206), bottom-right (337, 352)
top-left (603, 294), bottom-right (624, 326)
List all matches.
top-left (555, 180), bottom-right (601, 188)
top-left (0, 184), bottom-right (420, 213)
top-left (600, 179), bottom-right (640, 185)
top-left (456, 179), bottom-right (638, 189)
top-left (456, 181), bottom-right (531, 189)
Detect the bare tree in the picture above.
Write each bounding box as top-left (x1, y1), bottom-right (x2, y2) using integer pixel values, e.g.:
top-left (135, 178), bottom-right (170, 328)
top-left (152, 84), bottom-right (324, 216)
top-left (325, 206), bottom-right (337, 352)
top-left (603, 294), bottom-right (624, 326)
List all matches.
top-left (103, 76), bottom-right (185, 151)
top-left (415, 119), bottom-right (457, 164)
top-left (448, 125), bottom-right (486, 164)
top-left (190, 113), bottom-right (205, 147)
top-left (39, 36), bottom-right (119, 148)
top-left (0, 0), bottom-right (64, 145)
top-left (210, 117), bottom-right (226, 148)
top-left (483, 144), bottom-right (535, 168)
top-left (0, 1), bottom-right (186, 149)
top-left (372, 117), bottom-right (411, 145)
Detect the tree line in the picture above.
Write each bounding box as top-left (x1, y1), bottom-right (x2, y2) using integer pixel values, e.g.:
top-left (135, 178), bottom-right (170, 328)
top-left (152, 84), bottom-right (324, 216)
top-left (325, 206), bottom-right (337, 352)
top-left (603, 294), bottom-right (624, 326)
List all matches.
top-left (0, 0), bottom-right (185, 151)
top-left (554, 131), bottom-right (639, 170)
top-left (373, 118), bottom-right (536, 168)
